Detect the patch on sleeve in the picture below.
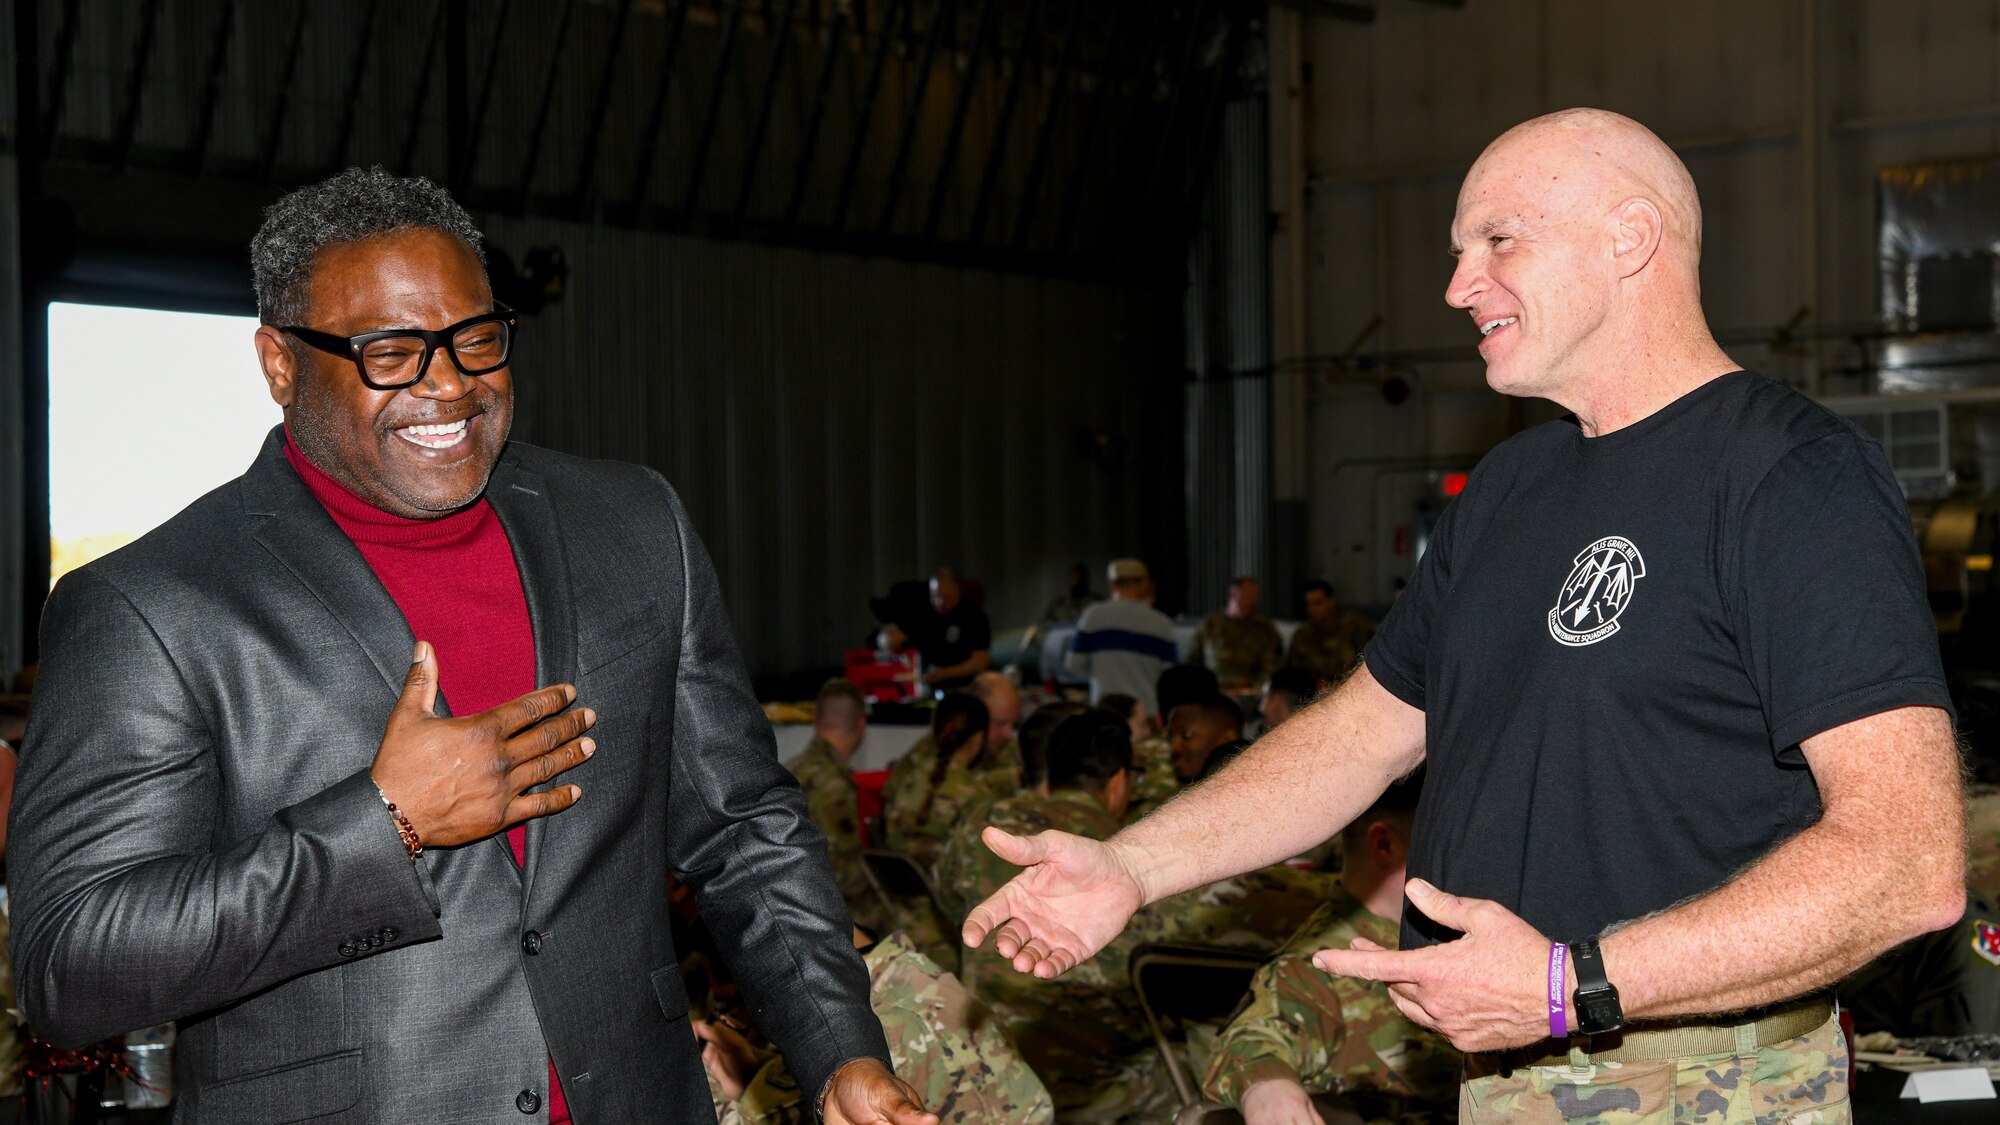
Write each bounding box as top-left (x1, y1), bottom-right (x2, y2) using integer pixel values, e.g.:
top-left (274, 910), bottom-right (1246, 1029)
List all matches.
top-left (1975, 919), bottom-right (2000, 967)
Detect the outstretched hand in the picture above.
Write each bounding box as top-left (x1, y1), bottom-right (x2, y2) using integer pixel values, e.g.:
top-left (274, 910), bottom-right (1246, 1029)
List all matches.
top-left (822, 1059), bottom-right (938, 1125)
top-left (961, 826), bottom-right (1146, 979)
top-left (1310, 879), bottom-right (1559, 1052)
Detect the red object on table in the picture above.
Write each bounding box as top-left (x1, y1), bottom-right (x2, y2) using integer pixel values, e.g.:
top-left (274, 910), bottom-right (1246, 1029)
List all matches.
top-left (845, 648), bottom-right (921, 704)
top-left (853, 769), bottom-right (889, 847)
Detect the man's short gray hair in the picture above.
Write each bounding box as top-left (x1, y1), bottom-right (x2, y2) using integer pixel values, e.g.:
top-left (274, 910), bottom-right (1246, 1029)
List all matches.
top-left (250, 166), bottom-right (486, 326)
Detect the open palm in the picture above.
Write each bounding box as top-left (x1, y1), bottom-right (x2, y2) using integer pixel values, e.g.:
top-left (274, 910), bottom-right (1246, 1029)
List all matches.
top-left (960, 826), bottom-right (1146, 978)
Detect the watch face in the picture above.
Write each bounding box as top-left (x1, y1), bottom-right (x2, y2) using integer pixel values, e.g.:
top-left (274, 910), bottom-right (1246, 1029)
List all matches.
top-left (1578, 991), bottom-right (1624, 1034)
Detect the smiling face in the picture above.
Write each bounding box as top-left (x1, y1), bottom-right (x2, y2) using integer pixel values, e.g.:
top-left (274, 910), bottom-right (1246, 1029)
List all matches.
top-left (256, 229), bottom-right (512, 517)
top-left (1444, 147), bottom-right (1618, 401)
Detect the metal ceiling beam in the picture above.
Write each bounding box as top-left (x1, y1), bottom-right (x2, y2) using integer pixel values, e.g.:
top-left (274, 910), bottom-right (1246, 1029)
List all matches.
top-left (396, 0), bottom-right (451, 174)
top-left (874, 0), bottom-right (957, 237)
top-left (626, 0), bottom-right (694, 214)
top-left (259, 0), bottom-right (314, 182)
top-left (330, 0), bottom-right (386, 171)
top-left (569, 0), bottom-right (637, 214)
top-left (1127, 0), bottom-right (1216, 246)
top-left (513, 0), bottom-right (579, 213)
top-left (453, 0), bottom-right (515, 192)
top-left (826, 0), bottom-right (906, 232)
top-left (113, 0), bottom-right (166, 170)
top-left (964, 0), bottom-right (1043, 246)
top-left (1008, 0), bottom-right (1094, 252)
top-left (681, 0), bottom-right (749, 221)
top-left (1053, 0), bottom-right (1167, 255)
top-left (187, 0), bottom-right (241, 174)
top-left (1097, 2), bottom-right (1211, 255)
top-left (780, 1), bottom-right (852, 233)
top-left (729, 0), bottom-right (804, 232)
top-left (920, 0), bottom-right (1000, 241)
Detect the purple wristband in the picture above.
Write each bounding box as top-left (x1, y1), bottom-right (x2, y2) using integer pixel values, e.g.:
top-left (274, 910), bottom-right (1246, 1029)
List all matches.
top-left (1547, 942), bottom-right (1569, 1040)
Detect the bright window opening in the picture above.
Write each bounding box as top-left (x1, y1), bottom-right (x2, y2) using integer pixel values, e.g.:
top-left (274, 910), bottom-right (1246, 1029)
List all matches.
top-left (48, 302), bottom-right (274, 586)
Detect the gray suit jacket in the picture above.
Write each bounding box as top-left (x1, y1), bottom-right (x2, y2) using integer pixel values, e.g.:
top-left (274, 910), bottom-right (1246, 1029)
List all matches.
top-left (9, 429), bottom-right (888, 1123)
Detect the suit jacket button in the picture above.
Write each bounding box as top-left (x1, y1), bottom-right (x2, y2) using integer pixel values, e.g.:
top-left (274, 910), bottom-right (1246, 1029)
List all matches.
top-left (522, 931), bottom-right (542, 956)
top-left (338, 942), bottom-right (357, 958)
top-left (515, 1088), bottom-right (541, 1114)
top-left (379, 927), bottom-right (398, 943)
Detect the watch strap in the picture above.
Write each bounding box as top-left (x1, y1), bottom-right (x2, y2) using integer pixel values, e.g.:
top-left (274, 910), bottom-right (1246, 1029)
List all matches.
top-left (1570, 936), bottom-right (1624, 1035)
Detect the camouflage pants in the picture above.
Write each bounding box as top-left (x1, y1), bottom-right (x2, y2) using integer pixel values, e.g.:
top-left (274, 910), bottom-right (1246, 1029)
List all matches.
top-left (1460, 1015), bottom-right (1849, 1125)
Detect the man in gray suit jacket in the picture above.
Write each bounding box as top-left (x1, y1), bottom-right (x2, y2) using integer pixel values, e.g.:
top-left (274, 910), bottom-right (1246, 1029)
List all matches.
top-left (9, 168), bottom-right (936, 1125)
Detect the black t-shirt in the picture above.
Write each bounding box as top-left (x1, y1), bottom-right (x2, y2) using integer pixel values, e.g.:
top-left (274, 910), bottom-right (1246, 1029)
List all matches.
top-left (910, 603), bottom-right (992, 688)
top-left (1366, 371), bottom-right (1953, 949)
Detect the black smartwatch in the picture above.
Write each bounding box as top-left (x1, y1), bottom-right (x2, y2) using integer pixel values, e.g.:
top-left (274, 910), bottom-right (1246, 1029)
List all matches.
top-left (1570, 937), bottom-right (1624, 1035)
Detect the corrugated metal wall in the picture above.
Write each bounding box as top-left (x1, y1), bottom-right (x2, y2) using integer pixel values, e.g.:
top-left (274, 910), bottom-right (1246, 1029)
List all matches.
top-left (486, 212), bottom-right (1181, 683)
top-left (1183, 95), bottom-right (1270, 613)
top-left (1287, 0), bottom-right (2000, 605)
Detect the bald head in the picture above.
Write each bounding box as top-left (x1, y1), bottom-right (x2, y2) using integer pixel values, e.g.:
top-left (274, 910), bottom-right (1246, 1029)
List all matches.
top-left (1476, 109), bottom-right (1702, 256)
top-left (1447, 108), bottom-right (1729, 421)
top-left (969, 670), bottom-right (1021, 751)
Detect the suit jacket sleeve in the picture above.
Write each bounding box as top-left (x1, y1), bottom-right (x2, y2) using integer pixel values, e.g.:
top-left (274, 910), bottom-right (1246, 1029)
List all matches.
top-left (8, 567), bottom-right (443, 1046)
top-left (651, 476), bottom-right (891, 1100)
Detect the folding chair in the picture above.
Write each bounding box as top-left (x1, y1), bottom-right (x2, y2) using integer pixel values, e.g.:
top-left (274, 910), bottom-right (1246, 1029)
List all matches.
top-left (1128, 943), bottom-right (1267, 1109)
top-left (860, 848), bottom-right (944, 925)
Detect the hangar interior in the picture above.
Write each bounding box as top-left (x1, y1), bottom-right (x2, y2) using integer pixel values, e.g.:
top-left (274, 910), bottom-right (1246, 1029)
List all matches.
top-left (9, 1), bottom-right (2000, 706)
top-left (9, 0), bottom-right (2000, 1119)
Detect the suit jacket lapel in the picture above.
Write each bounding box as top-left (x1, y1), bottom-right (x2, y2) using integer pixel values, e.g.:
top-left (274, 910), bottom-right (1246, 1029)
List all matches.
top-left (241, 428), bottom-right (426, 706)
top-left (485, 452), bottom-right (579, 907)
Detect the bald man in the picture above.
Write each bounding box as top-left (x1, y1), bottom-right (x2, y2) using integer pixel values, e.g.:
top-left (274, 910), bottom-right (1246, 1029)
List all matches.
top-left (960, 109), bottom-right (1962, 1124)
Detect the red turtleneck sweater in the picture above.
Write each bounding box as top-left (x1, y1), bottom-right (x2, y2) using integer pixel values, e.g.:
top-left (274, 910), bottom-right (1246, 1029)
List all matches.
top-left (285, 436), bottom-right (570, 1123)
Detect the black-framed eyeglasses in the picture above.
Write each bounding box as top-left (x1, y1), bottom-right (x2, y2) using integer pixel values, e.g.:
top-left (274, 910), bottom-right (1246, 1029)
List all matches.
top-left (281, 307), bottom-right (519, 391)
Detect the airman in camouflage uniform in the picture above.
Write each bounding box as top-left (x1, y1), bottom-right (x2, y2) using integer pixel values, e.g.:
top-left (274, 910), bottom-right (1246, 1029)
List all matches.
top-left (1285, 582), bottom-right (1376, 681)
top-left (883, 733), bottom-right (1024, 863)
top-left (1189, 614), bottom-right (1283, 691)
top-left (709, 930), bottom-right (1055, 1125)
top-left (1202, 887), bottom-right (1459, 1124)
top-left (786, 734), bottom-right (888, 935)
top-left (1458, 1013), bottom-right (1850, 1125)
top-left (1285, 611), bottom-right (1374, 681)
top-left (944, 787), bottom-right (1181, 1122)
top-left (1121, 732), bottom-right (1179, 825)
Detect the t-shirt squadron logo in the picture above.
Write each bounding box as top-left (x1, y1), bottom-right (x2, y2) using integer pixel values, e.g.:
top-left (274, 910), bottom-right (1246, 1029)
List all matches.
top-left (1549, 536), bottom-right (1647, 647)
top-left (1975, 918), bottom-right (2000, 967)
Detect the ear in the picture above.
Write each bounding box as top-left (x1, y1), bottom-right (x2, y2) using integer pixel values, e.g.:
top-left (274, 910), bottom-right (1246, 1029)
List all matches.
top-left (1366, 820), bottom-right (1404, 867)
top-left (255, 325), bottom-right (301, 409)
top-left (1611, 196), bottom-right (1664, 279)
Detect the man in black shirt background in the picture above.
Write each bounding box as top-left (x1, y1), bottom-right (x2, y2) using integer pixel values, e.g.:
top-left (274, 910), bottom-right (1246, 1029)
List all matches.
top-left (961, 108), bottom-right (1964, 1124)
top-left (910, 568), bottom-right (992, 692)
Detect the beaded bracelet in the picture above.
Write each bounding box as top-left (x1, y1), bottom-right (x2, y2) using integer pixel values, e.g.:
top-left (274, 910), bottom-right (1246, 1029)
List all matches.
top-left (377, 788), bottom-right (422, 862)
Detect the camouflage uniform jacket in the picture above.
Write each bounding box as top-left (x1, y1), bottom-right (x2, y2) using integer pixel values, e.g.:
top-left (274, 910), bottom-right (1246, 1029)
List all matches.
top-left (1156, 864), bottom-right (1342, 956)
top-left (713, 931), bottom-right (1055, 1125)
top-left (1202, 886), bottom-right (1459, 1120)
top-left (1189, 613), bottom-right (1284, 689)
top-left (1121, 733), bottom-right (1180, 825)
top-left (1285, 611), bottom-right (1376, 680)
top-left (785, 736), bottom-right (887, 933)
top-left (883, 734), bottom-right (1022, 862)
